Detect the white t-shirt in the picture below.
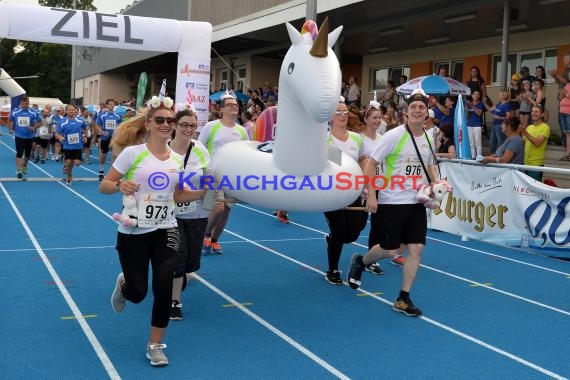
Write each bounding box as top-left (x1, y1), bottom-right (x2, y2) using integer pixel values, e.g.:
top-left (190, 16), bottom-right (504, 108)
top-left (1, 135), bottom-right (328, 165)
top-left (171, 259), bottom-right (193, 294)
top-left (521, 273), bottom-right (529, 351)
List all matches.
top-left (113, 143), bottom-right (183, 234)
top-left (361, 133), bottom-right (384, 175)
top-left (197, 120), bottom-right (249, 160)
top-left (327, 130), bottom-right (363, 162)
top-left (370, 124), bottom-right (435, 204)
top-left (172, 140), bottom-right (211, 219)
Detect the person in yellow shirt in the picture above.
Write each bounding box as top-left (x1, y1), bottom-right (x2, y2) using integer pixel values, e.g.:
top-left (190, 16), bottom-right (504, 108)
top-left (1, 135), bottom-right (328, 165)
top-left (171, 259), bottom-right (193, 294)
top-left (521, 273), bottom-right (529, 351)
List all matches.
top-left (520, 105), bottom-right (550, 182)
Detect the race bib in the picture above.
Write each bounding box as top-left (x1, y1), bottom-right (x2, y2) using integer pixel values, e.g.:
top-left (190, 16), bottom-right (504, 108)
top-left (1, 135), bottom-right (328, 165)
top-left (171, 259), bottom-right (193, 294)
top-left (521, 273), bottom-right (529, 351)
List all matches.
top-left (18, 117), bottom-right (30, 127)
top-left (105, 120), bottom-right (117, 130)
top-left (67, 133), bottom-right (80, 145)
top-left (175, 201), bottom-right (197, 215)
top-left (38, 126), bottom-right (50, 139)
top-left (137, 192), bottom-right (175, 227)
top-left (400, 155), bottom-right (422, 177)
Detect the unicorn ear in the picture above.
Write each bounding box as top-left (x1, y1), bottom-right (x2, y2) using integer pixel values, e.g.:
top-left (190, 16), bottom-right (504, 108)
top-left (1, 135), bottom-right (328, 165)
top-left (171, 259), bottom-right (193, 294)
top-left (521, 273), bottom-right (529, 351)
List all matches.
top-left (286, 22), bottom-right (303, 45)
top-left (328, 25), bottom-right (343, 48)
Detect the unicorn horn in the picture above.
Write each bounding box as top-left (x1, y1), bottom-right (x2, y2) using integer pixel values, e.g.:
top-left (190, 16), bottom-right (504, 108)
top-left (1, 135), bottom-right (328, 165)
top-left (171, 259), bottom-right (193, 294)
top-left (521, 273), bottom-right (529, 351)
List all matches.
top-left (309, 17), bottom-right (329, 58)
top-left (373, 90), bottom-right (377, 102)
top-left (159, 79), bottom-right (167, 101)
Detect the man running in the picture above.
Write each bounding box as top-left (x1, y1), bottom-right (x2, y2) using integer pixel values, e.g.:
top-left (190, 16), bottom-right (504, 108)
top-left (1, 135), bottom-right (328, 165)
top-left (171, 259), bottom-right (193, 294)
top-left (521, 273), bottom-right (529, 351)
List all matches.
top-left (347, 90), bottom-right (438, 317)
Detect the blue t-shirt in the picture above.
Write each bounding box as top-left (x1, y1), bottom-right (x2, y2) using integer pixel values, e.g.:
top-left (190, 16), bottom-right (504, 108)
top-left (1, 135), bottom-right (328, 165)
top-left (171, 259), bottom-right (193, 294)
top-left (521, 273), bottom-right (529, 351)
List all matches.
top-left (491, 102), bottom-right (512, 126)
top-left (496, 136), bottom-right (524, 164)
top-left (438, 106), bottom-right (455, 127)
top-left (57, 117), bottom-right (86, 150)
top-left (96, 111), bottom-right (122, 141)
top-left (467, 101), bottom-right (485, 127)
top-left (10, 108), bottom-right (42, 139)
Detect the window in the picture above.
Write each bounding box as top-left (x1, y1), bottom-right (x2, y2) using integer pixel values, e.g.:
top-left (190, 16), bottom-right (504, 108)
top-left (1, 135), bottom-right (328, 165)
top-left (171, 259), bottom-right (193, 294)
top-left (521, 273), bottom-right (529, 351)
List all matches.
top-left (219, 69), bottom-right (228, 91)
top-left (370, 65), bottom-right (410, 90)
top-left (491, 48), bottom-right (557, 84)
top-left (236, 66), bottom-right (247, 92)
top-left (433, 60), bottom-right (464, 81)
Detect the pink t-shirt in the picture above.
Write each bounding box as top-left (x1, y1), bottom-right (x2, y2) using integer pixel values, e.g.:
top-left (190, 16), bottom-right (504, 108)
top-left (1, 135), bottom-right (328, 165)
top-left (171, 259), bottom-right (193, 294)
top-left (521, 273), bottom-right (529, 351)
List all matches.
top-left (560, 83), bottom-right (570, 115)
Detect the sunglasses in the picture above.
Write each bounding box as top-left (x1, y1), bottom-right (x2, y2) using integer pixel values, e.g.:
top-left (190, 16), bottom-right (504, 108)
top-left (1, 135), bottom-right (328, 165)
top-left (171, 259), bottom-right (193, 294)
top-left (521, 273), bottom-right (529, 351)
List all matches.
top-left (334, 110), bottom-right (349, 116)
top-left (149, 116), bottom-right (176, 125)
top-left (178, 122), bottom-right (198, 129)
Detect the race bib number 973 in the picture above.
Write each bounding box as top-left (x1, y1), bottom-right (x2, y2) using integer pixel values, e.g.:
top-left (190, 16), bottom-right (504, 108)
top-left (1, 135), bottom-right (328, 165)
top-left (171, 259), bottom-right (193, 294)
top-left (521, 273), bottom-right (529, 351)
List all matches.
top-left (138, 192), bottom-right (175, 227)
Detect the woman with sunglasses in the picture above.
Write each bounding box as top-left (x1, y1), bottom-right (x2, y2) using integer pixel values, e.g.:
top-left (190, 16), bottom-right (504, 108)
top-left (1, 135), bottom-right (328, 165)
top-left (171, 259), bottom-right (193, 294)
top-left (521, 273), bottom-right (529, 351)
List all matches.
top-left (323, 99), bottom-right (368, 285)
top-left (167, 108), bottom-right (211, 321)
top-left (100, 96), bottom-right (206, 367)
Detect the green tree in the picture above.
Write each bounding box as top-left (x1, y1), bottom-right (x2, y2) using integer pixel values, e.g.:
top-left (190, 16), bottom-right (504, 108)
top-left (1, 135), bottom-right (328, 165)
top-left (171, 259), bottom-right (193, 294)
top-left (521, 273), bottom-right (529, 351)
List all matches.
top-left (39, 0), bottom-right (96, 11)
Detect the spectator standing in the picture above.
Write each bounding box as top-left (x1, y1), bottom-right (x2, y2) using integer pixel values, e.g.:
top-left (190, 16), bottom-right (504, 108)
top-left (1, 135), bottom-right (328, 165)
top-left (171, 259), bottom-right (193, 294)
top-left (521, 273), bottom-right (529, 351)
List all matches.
top-left (521, 105), bottom-right (550, 181)
top-left (557, 70), bottom-right (570, 161)
top-left (466, 90), bottom-right (485, 159)
top-left (347, 76), bottom-right (360, 107)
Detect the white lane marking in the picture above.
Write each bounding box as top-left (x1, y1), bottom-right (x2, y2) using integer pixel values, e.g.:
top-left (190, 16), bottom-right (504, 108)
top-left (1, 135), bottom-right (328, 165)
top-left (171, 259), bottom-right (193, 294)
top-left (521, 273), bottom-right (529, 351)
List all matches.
top-left (0, 183), bottom-right (120, 380)
top-left (222, 226), bottom-right (566, 380)
top-left (194, 273), bottom-right (350, 380)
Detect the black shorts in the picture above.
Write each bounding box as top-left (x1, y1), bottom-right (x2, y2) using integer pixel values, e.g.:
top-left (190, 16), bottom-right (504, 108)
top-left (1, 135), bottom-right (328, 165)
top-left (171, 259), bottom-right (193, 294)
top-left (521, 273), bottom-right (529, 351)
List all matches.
top-left (62, 149), bottom-right (82, 161)
top-left (100, 139), bottom-right (111, 154)
top-left (37, 138), bottom-right (49, 149)
top-left (174, 217), bottom-right (208, 276)
top-left (373, 203), bottom-right (427, 250)
top-left (50, 136), bottom-right (56, 145)
top-left (15, 137), bottom-right (34, 158)
top-left (84, 138), bottom-right (92, 148)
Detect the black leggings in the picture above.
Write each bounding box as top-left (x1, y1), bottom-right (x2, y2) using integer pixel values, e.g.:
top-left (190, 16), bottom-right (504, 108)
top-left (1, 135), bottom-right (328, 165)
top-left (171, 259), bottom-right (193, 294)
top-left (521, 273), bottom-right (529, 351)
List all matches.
top-left (324, 199), bottom-right (368, 271)
top-left (174, 217), bottom-right (208, 277)
top-left (116, 228), bottom-right (179, 328)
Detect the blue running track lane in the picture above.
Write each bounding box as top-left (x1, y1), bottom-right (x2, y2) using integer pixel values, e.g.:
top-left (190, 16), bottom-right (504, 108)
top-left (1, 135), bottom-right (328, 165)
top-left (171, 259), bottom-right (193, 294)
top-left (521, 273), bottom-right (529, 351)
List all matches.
top-left (1, 128), bottom-right (569, 379)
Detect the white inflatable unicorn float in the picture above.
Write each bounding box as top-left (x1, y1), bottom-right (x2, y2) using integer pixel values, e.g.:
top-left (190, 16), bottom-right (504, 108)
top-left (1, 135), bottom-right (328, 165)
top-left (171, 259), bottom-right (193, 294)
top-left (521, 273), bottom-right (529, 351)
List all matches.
top-left (213, 19), bottom-right (363, 212)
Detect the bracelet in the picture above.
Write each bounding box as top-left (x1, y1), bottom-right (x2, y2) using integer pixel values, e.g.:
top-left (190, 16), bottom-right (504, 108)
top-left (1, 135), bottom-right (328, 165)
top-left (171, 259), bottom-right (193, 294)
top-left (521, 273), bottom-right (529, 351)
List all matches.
top-left (496, 157), bottom-right (500, 163)
top-left (116, 180), bottom-right (122, 192)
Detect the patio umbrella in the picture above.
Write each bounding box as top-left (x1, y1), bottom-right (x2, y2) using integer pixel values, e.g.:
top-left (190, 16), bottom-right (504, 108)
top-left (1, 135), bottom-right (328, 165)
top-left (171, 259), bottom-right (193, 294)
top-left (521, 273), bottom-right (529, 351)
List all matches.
top-left (396, 75), bottom-right (471, 96)
top-left (209, 90), bottom-right (250, 103)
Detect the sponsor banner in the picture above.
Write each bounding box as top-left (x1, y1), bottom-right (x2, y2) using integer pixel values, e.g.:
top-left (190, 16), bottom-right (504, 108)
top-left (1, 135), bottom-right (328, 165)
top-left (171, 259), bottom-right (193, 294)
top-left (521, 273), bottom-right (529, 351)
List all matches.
top-left (175, 58), bottom-right (210, 126)
top-left (430, 162), bottom-right (570, 252)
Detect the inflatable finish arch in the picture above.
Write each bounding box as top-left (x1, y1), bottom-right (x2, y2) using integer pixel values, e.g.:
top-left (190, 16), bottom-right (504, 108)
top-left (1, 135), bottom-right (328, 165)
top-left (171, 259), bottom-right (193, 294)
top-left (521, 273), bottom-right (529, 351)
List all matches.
top-left (0, 3), bottom-right (212, 124)
top-left (0, 68), bottom-right (26, 111)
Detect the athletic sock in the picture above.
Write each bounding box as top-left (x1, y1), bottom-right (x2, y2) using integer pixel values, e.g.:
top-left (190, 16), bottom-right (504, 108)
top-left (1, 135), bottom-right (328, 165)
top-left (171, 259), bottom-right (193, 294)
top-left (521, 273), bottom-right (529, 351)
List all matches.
top-left (399, 290), bottom-right (410, 300)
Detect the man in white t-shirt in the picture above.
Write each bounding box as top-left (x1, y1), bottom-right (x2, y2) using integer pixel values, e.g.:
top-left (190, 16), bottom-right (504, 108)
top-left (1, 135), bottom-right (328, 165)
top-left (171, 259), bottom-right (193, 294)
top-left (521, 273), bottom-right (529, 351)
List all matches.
top-left (347, 90), bottom-right (438, 317)
top-left (197, 94), bottom-right (248, 255)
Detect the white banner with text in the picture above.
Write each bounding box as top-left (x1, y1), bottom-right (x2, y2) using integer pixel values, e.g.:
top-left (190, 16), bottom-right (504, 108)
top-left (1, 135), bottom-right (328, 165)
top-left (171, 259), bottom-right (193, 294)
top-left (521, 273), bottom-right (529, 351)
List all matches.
top-left (430, 162), bottom-right (570, 252)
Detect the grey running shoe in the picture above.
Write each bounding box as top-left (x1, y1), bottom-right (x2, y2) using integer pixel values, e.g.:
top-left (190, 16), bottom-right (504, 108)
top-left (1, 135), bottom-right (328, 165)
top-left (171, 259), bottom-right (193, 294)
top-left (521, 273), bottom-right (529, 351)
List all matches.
top-left (111, 273), bottom-right (126, 313)
top-left (146, 343), bottom-right (169, 366)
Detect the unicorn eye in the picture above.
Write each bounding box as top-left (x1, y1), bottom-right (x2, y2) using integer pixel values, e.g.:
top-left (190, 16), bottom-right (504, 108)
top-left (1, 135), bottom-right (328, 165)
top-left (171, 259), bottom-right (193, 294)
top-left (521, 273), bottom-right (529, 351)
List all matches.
top-left (287, 62), bottom-right (295, 74)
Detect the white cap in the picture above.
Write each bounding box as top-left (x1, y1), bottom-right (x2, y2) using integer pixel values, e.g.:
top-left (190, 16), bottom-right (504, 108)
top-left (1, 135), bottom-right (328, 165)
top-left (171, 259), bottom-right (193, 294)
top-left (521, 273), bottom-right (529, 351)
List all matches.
top-left (428, 109), bottom-right (435, 119)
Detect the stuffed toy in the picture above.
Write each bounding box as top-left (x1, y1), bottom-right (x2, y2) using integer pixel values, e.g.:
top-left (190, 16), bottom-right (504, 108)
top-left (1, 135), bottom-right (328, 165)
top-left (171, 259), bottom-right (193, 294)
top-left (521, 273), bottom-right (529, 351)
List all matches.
top-left (416, 180), bottom-right (452, 209)
top-left (113, 194), bottom-right (138, 227)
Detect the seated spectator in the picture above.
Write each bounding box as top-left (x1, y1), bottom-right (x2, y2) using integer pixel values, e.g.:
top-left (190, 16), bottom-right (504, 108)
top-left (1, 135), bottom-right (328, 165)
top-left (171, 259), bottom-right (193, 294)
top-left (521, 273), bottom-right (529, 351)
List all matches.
top-left (480, 117), bottom-right (524, 165)
top-left (435, 122), bottom-right (456, 159)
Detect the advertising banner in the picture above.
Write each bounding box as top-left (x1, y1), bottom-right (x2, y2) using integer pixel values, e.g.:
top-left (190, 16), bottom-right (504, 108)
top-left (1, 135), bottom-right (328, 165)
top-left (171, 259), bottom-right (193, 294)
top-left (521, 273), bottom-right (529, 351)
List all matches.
top-left (430, 162), bottom-right (570, 253)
